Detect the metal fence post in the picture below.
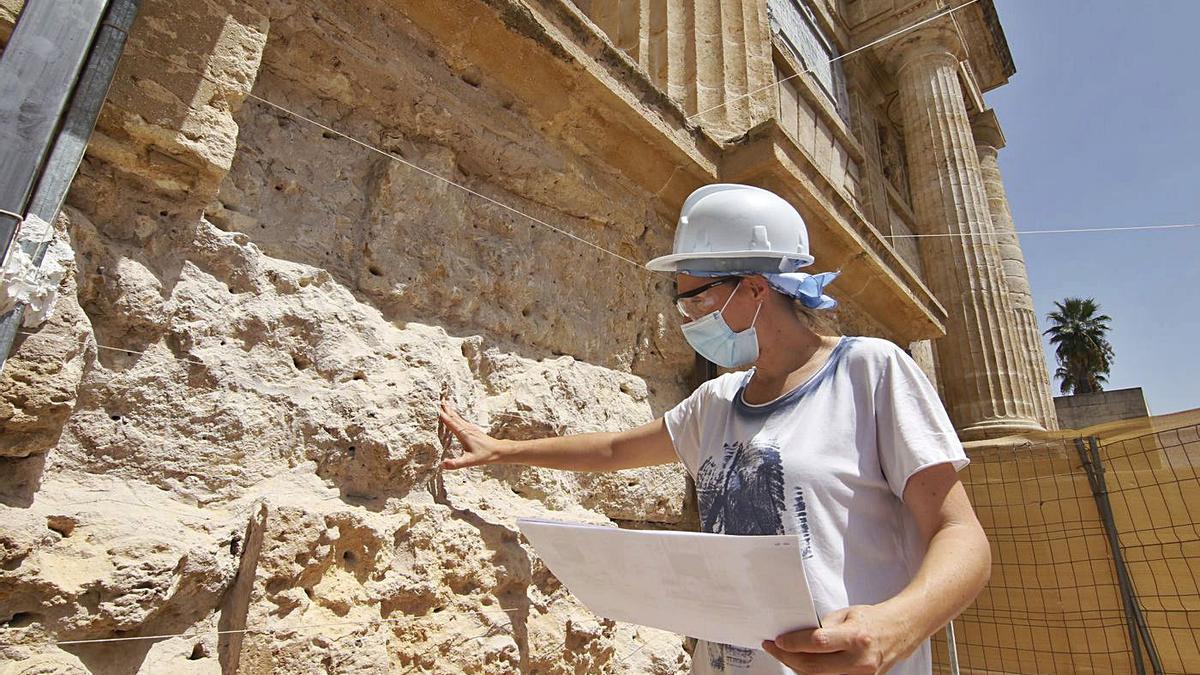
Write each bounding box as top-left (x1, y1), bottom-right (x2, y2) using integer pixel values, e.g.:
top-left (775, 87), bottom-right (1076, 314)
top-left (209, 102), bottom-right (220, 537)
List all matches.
top-left (1075, 436), bottom-right (1163, 675)
top-left (945, 620), bottom-right (960, 675)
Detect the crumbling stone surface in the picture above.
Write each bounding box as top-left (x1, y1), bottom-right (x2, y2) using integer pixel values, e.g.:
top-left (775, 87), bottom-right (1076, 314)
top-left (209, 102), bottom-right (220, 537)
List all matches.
top-left (0, 0), bottom-right (700, 672)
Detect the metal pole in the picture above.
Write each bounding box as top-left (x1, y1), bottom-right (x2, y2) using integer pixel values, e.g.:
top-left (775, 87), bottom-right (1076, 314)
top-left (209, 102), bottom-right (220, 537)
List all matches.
top-left (1075, 437), bottom-right (1162, 675)
top-left (0, 0), bottom-right (108, 260)
top-left (945, 621), bottom-right (960, 675)
top-left (1087, 436), bottom-right (1164, 675)
top-left (0, 0), bottom-right (139, 370)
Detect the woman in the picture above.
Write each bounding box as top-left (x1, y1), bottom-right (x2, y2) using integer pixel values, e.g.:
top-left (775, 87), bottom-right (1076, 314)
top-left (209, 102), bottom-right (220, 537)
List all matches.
top-left (438, 184), bottom-right (991, 674)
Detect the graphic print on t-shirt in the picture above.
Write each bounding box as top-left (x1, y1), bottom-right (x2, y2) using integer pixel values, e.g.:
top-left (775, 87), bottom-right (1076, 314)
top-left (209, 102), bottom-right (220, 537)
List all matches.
top-left (695, 439), bottom-right (795, 671)
top-left (793, 486), bottom-right (814, 560)
top-left (696, 439), bottom-right (786, 536)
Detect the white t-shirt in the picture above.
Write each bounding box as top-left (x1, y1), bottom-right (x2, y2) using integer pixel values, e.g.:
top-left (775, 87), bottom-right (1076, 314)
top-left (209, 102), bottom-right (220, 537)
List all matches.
top-left (663, 336), bottom-right (969, 675)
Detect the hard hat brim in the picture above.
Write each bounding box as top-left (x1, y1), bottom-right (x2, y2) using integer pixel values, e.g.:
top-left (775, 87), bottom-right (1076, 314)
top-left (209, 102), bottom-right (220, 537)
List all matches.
top-left (644, 250), bottom-right (815, 273)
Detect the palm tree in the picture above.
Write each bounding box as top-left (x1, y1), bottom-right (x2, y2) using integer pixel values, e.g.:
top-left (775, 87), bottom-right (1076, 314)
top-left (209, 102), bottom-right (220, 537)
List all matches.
top-left (1043, 298), bottom-right (1114, 395)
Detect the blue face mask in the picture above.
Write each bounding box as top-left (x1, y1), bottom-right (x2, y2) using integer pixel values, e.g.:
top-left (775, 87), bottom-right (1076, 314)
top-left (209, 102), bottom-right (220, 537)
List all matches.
top-left (679, 280), bottom-right (763, 368)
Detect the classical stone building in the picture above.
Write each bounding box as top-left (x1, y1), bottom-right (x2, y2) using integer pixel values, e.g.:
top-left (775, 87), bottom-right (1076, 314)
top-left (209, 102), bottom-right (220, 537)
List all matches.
top-left (0, 0), bottom-right (1057, 672)
top-left (568, 0), bottom-right (1060, 438)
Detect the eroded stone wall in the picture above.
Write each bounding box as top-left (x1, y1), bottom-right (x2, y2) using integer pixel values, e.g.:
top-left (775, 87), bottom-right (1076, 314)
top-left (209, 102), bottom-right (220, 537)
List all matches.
top-left (0, 0), bottom-right (702, 672)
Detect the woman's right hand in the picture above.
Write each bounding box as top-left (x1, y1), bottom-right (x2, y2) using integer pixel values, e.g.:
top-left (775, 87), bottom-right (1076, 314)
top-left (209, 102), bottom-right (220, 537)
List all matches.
top-left (437, 401), bottom-right (506, 470)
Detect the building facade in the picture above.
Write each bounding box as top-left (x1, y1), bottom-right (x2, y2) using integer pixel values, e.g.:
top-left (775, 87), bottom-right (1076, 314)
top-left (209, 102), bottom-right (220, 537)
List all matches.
top-left (572, 0), bottom-right (1058, 437)
top-left (0, 0), bottom-right (1064, 671)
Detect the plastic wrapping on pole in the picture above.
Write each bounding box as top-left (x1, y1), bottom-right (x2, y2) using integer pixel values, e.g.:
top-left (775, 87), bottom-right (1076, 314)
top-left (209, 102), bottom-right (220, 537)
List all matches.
top-left (0, 0), bottom-right (141, 370)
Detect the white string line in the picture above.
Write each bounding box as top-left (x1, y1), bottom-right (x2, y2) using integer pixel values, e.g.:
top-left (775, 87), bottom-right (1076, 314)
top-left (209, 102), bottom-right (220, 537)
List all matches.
top-left (685, 0), bottom-right (982, 121)
top-left (241, 94), bottom-right (644, 269)
top-left (123, 33), bottom-right (1194, 281)
top-left (883, 222), bottom-right (1200, 239)
top-left (128, 45), bottom-right (644, 270)
top-left (13, 222), bottom-right (1200, 363)
top-left (16, 329), bottom-right (208, 367)
top-left (5, 607), bottom-right (687, 665)
top-left (1, 608), bottom-right (520, 649)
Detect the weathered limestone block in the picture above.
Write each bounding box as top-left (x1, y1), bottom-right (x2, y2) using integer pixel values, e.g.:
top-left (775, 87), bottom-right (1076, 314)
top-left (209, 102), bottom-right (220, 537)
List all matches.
top-left (1, 216), bottom-right (691, 671)
top-left (85, 0), bottom-right (269, 203)
top-left (0, 474), bottom-right (240, 668)
top-left (0, 221), bottom-right (90, 460)
top-left (211, 0), bottom-right (696, 410)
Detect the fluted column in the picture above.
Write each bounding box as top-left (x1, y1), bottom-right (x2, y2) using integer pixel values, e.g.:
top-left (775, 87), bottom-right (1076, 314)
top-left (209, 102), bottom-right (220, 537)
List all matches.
top-left (574, 0), bottom-right (775, 139)
top-left (973, 113), bottom-right (1060, 430)
top-left (887, 33), bottom-right (1043, 439)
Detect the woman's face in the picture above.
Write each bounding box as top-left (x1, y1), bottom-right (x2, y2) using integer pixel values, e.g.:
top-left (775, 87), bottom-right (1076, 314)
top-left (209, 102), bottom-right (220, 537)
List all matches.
top-left (674, 274), bottom-right (762, 332)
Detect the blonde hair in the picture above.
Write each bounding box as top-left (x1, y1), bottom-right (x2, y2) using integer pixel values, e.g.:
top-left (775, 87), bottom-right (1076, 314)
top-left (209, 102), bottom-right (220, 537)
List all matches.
top-left (791, 299), bottom-right (841, 336)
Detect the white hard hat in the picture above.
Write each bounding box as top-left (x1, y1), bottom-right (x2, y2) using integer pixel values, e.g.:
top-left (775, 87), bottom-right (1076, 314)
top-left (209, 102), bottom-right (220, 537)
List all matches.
top-left (645, 184), bottom-right (814, 273)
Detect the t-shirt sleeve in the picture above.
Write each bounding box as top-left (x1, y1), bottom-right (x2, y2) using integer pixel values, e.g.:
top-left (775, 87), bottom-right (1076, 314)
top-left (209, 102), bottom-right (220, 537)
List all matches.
top-left (663, 381), bottom-right (709, 479)
top-left (874, 344), bottom-right (970, 499)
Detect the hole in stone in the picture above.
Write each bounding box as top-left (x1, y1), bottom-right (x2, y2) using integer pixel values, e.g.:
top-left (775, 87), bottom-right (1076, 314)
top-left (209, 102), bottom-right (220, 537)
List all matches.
top-left (321, 131), bottom-right (337, 140)
top-left (46, 516), bottom-right (75, 538)
top-left (460, 71), bottom-right (481, 87)
top-left (342, 550), bottom-right (356, 565)
top-left (304, 587), bottom-right (314, 600)
top-left (347, 446), bottom-right (356, 456)
top-left (7, 612), bottom-right (40, 628)
top-left (189, 643), bottom-right (207, 660)
top-left (274, 184), bottom-right (284, 191)
top-left (432, 606), bottom-right (444, 614)
top-left (293, 354), bottom-right (311, 370)
top-left (352, 372), bottom-right (366, 382)
top-left (368, 266), bottom-right (382, 277)
top-left (159, 210), bottom-right (169, 217)
top-left (2, 555), bottom-right (26, 571)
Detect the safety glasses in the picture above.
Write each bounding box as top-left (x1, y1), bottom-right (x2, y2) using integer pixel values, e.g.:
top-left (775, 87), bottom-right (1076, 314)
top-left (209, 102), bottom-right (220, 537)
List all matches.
top-left (673, 277), bottom-right (738, 319)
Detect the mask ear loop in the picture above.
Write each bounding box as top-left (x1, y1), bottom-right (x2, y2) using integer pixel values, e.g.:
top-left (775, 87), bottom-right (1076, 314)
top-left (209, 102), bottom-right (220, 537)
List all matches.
top-left (748, 300), bottom-right (763, 329)
top-left (718, 278), bottom-right (743, 314)
top-left (720, 279), bottom-right (763, 332)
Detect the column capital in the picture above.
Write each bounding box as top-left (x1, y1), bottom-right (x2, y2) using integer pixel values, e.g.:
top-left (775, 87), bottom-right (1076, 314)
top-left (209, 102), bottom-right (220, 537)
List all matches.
top-left (971, 108), bottom-right (1006, 150)
top-left (879, 24), bottom-right (963, 77)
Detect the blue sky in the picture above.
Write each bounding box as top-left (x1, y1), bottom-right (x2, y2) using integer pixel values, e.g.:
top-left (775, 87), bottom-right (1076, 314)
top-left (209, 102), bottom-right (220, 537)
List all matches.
top-left (985, 0), bottom-right (1200, 415)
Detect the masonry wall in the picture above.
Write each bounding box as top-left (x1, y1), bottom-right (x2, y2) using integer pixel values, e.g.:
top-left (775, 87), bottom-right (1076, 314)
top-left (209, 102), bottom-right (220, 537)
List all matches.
top-left (0, 1), bottom-right (711, 672)
top-left (1056, 387), bottom-right (1152, 431)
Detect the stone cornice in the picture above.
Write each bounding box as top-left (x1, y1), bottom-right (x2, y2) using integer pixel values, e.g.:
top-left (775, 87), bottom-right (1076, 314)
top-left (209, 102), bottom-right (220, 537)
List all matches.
top-left (848, 0), bottom-right (1015, 92)
top-left (971, 108), bottom-right (1006, 149)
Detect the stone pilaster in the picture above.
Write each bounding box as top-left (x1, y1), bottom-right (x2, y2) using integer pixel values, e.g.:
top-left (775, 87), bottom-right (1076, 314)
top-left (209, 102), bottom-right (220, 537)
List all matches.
top-left (972, 112), bottom-right (1059, 430)
top-left (887, 32), bottom-right (1043, 439)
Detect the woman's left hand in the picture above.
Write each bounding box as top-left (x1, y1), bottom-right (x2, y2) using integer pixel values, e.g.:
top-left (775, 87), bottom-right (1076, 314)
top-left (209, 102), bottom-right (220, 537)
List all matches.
top-left (761, 604), bottom-right (910, 674)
